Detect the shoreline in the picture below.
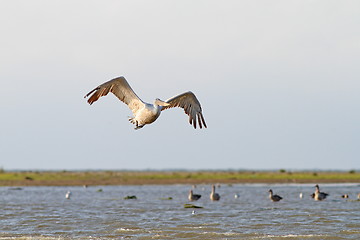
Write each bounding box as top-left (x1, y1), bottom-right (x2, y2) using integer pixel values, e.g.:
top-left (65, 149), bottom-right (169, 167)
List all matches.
top-left (1, 170), bottom-right (360, 186)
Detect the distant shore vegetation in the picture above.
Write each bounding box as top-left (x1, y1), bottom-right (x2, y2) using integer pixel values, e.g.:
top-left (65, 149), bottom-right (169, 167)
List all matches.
top-left (0, 170), bottom-right (359, 186)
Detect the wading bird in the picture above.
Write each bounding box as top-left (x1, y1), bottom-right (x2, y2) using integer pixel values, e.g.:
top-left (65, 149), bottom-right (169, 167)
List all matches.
top-left (268, 189), bottom-right (283, 202)
top-left (84, 76), bottom-right (207, 130)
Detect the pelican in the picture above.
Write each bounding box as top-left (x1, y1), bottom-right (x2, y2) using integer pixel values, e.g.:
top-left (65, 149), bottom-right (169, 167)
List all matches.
top-left (210, 185), bottom-right (220, 201)
top-left (268, 189), bottom-right (282, 202)
top-left (188, 189), bottom-right (201, 201)
top-left (84, 76), bottom-right (207, 129)
top-left (313, 184), bottom-right (328, 201)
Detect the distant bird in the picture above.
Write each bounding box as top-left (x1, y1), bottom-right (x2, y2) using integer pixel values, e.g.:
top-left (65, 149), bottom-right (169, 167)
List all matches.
top-left (268, 189), bottom-right (283, 202)
top-left (65, 191), bottom-right (71, 199)
top-left (234, 193), bottom-right (240, 199)
top-left (299, 192), bottom-right (303, 199)
top-left (341, 194), bottom-right (349, 199)
top-left (188, 189), bottom-right (202, 201)
top-left (210, 185), bottom-right (220, 201)
top-left (358, 193), bottom-right (360, 199)
top-left (313, 184), bottom-right (328, 201)
top-left (84, 76), bottom-right (207, 129)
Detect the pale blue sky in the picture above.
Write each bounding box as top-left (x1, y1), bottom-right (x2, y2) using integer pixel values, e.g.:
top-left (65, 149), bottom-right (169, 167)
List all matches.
top-left (1, 0), bottom-right (359, 170)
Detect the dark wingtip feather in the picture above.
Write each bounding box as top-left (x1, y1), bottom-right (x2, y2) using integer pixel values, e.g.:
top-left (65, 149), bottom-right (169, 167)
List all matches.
top-left (84, 87), bottom-right (100, 105)
top-left (198, 114), bottom-right (202, 129)
top-left (200, 113), bottom-right (207, 128)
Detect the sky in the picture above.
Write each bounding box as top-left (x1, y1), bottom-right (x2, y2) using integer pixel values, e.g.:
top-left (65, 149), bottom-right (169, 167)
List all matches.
top-left (1, 0), bottom-right (359, 171)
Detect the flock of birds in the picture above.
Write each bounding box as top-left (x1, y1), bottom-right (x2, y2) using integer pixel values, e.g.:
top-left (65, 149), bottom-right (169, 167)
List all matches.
top-left (186, 184), bottom-right (360, 202)
top-left (64, 184), bottom-right (360, 203)
top-left (187, 185), bottom-right (221, 201)
top-left (272, 184), bottom-right (360, 202)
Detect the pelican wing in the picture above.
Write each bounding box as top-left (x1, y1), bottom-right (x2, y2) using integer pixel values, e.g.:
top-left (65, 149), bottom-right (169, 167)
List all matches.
top-left (161, 91), bottom-right (207, 129)
top-left (84, 76), bottom-right (144, 115)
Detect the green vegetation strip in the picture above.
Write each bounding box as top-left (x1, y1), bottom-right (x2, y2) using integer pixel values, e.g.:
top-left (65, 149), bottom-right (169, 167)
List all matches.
top-left (0, 170), bottom-right (359, 186)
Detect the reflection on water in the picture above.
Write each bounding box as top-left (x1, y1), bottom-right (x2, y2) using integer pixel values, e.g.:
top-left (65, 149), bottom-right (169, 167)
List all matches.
top-left (1, 184), bottom-right (360, 239)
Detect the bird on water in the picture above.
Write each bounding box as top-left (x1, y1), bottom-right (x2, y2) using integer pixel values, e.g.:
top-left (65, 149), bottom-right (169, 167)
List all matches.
top-left (210, 185), bottom-right (220, 201)
top-left (268, 189), bottom-right (283, 202)
top-left (84, 76), bottom-right (207, 130)
top-left (65, 191), bottom-right (72, 199)
top-left (341, 194), bottom-right (349, 199)
top-left (188, 189), bottom-right (202, 201)
top-left (313, 184), bottom-right (329, 201)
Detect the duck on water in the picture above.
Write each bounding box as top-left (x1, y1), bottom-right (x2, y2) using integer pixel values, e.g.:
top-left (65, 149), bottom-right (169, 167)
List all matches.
top-left (210, 185), bottom-right (220, 201)
top-left (312, 184), bottom-right (329, 201)
top-left (268, 189), bottom-right (282, 202)
top-left (188, 190), bottom-right (201, 201)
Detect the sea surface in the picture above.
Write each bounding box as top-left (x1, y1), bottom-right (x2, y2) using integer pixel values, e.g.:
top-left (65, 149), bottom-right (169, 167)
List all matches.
top-left (1, 184), bottom-right (359, 239)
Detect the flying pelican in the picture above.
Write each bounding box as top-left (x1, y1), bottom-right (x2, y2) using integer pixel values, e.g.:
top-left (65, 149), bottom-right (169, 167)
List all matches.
top-left (268, 189), bottom-right (282, 202)
top-left (210, 185), bottom-right (220, 201)
top-left (313, 184), bottom-right (328, 201)
top-left (84, 76), bottom-right (207, 129)
top-left (188, 189), bottom-right (202, 201)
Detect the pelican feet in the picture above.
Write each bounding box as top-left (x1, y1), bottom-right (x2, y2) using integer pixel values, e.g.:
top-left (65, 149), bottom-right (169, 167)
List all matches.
top-left (128, 117), bottom-right (144, 130)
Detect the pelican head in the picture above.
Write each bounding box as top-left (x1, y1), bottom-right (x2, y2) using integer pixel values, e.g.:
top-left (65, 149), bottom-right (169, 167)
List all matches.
top-left (155, 98), bottom-right (170, 107)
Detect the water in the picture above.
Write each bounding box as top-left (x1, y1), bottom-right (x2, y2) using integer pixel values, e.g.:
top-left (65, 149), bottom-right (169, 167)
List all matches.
top-left (1, 184), bottom-right (360, 239)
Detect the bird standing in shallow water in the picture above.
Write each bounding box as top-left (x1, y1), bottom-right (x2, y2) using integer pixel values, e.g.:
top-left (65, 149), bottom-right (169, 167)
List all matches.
top-left (268, 189), bottom-right (282, 202)
top-left (84, 76), bottom-right (207, 130)
top-left (188, 189), bottom-right (201, 201)
top-left (210, 185), bottom-right (220, 201)
top-left (313, 184), bottom-right (328, 201)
